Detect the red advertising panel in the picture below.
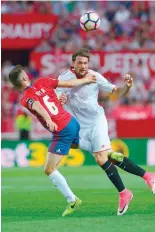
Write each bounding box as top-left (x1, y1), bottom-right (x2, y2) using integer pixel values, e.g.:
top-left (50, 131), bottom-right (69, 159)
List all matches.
top-left (111, 105), bottom-right (155, 138)
top-left (2, 115), bottom-right (155, 138)
top-left (1, 14), bottom-right (59, 49)
top-left (30, 50), bottom-right (155, 78)
top-left (111, 105), bottom-right (154, 120)
top-left (117, 119), bottom-right (155, 138)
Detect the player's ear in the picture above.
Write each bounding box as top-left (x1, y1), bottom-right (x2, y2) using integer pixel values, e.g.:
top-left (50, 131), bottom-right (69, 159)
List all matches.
top-left (23, 76), bottom-right (30, 83)
top-left (23, 76), bottom-right (27, 81)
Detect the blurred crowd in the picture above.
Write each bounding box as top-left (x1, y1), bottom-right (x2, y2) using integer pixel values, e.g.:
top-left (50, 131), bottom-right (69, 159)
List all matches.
top-left (2, 58), bottom-right (155, 119)
top-left (1, 1), bottom-right (155, 119)
top-left (1, 60), bottom-right (40, 118)
top-left (2, 1), bottom-right (155, 51)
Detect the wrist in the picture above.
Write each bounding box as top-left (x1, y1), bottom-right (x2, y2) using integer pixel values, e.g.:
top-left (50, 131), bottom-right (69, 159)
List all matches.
top-left (45, 117), bottom-right (51, 122)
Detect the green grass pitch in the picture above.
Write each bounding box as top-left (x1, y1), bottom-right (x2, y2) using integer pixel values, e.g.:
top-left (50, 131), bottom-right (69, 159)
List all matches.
top-left (2, 166), bottom-right (155, 232)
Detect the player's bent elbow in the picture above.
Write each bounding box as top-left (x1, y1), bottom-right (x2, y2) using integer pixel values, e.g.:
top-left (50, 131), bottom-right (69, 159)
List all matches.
top-left (31, 101), bottom-right (41, 111)
top-left (112, 86), bottom-right (119, 93)
top-left (112, 87), bottom-right (122, 98)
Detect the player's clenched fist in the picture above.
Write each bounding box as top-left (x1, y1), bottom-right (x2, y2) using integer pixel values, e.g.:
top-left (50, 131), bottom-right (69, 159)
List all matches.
top-left (84, 73), bottom-right (96, 83)
top-left (46, 119), bottom-right (58, 132)
top-left (59, 93), bottom-right (67, 105)
top-left (124, 73), bottom-right (133, 88)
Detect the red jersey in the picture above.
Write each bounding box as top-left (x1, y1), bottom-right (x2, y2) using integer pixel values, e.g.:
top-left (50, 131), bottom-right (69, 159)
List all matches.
top-left (21, 77), bottom-right (71, 132)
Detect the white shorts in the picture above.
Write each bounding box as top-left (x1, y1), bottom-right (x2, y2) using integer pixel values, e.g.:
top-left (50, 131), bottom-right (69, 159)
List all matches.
top-left (79, 113), bottom-right (111, 153)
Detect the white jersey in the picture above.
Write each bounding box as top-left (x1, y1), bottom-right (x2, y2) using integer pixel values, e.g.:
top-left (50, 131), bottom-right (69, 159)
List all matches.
top-left (57, 68), bottom-right (115, 127)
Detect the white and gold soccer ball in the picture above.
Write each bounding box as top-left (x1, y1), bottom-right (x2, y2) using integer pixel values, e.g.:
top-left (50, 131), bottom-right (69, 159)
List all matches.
top-left (80, 11), bottom-right (100, 31)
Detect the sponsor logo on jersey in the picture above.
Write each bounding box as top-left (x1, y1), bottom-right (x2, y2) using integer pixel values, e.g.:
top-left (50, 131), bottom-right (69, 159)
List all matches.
top-left (35, 88), bottom-right (45, 96)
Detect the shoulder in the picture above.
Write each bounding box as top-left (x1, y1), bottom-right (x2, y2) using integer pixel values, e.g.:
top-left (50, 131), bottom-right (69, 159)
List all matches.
top-left (20, 93), bottom-right (28, 107)
top-left (88, 69), bottom-right (103, 77)
top-left (58, 69), bottom-right (75, 80)
top-left (59, 69), bottom-right (70, 77)
top-left (20, 88), bottom-right (36, 107)
top-left (36, 77), bottom-right (58, 88)
top-left (34, 77), bottom-right (47, 86)
top-left (88, 69), bottom-right (106, 80)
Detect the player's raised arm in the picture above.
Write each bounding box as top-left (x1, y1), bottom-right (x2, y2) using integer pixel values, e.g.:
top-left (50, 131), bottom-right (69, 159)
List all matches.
top-left (97, 72), bottom-right (133, 98)
top-left (58, 73), bottom-right (96, 88)
top-left (31, 101), bottom-right (58, 132)
top-left (112, 73), bottom-right (133, 97)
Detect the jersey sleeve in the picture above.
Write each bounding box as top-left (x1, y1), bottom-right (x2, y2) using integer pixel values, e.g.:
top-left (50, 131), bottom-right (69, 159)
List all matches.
top-left (96, 72), bottom-right (115, 93)
top-left (44, 77), bottom-right (59, 89)
top-left (21, 96), bottom-right (36, 110)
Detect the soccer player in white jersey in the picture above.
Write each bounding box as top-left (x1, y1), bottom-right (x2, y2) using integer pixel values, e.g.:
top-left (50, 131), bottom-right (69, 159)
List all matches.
top-left (57, 48), bottom-right (155, 216)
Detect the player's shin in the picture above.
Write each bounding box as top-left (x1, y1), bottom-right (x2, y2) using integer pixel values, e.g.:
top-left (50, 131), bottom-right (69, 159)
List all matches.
top-left (100, 160), bottom-right (133, 215)
top-left (49, 170), bottom-right (76, 203)
top-left (113, 156), bottom-right (146, 177)
top-left (112, 155), bottom-right (155, 193)
top-left (100, 160), bottom-right (125, 192)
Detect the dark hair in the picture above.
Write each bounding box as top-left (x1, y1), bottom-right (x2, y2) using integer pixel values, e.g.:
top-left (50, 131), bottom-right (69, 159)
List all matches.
top-left (9, 65), bottom-right (24, 88)
top-left (72, 48), bottom-right (90, 62)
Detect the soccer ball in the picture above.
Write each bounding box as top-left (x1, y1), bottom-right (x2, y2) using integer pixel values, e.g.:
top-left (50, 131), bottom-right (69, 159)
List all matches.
top-left (80, 11), bottom-right (100, 31)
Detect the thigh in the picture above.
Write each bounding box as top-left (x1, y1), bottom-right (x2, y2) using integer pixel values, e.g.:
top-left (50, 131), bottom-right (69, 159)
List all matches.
top-left (48, 117), bottom-right (79, 155)
top-left (72, 117), bottom-right (80, 145)
top-left (91, 114), bottom-right (111, 152)
top-left (80, 139), bottom-right (92, 152)
top-left (48, 134), bottom-right (72, 155)
top-left (45, 152), bottom-right (63, 170)
top-left (93, 150), bottom-right (109, 165)
top-left (79, 127), bottom-right (93, 152)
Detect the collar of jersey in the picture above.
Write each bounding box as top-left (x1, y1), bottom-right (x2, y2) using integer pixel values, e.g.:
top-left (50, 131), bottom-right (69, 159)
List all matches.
top-left (70, 67), bottom-right (88, 79)
top-left (23, 84), bottom-right (32, 92)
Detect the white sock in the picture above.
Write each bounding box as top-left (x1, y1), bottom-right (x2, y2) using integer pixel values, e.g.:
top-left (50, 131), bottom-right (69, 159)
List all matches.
top-left (49, 170), bottom-right (76, 203)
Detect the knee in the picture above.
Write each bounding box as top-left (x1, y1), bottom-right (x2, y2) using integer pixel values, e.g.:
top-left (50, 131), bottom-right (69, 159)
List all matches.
top-left (44, 167), bottom-right (51, 176)
top-left (95, 156), bottom-right (106, 166)
top-left (94, 150), bottom-right (109, 166)
top-left (44, 166), bottom-right (55, 176)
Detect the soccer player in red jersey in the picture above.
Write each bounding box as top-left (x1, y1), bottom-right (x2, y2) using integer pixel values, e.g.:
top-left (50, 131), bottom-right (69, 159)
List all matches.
top-left (9, 65), bottom-right (96, 217)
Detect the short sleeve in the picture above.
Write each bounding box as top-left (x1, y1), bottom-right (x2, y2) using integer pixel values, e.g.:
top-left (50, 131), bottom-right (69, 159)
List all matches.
top-left (44, 77), bottom-right (59, 89)
top-left (96, 72), bottom-right (115, 93)
top-left (21, 96), bottom-right (36, 110)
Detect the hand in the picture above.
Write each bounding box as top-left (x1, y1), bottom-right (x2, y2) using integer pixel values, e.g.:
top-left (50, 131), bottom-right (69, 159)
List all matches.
top-left (46, 119), bottom-right (58, 132)
top-left (124, 73), bottom-right (133, 88)
top-left (84, 73), bottom-right (96, 84)
top-left (59, 93), bottom-right (67, 105)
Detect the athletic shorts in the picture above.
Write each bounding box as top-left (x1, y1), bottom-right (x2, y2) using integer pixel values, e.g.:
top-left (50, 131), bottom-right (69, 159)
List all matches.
top-left (48, 116), bottom-right (80, 155)
top-left (79, 113), bottom-right (111, 153)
